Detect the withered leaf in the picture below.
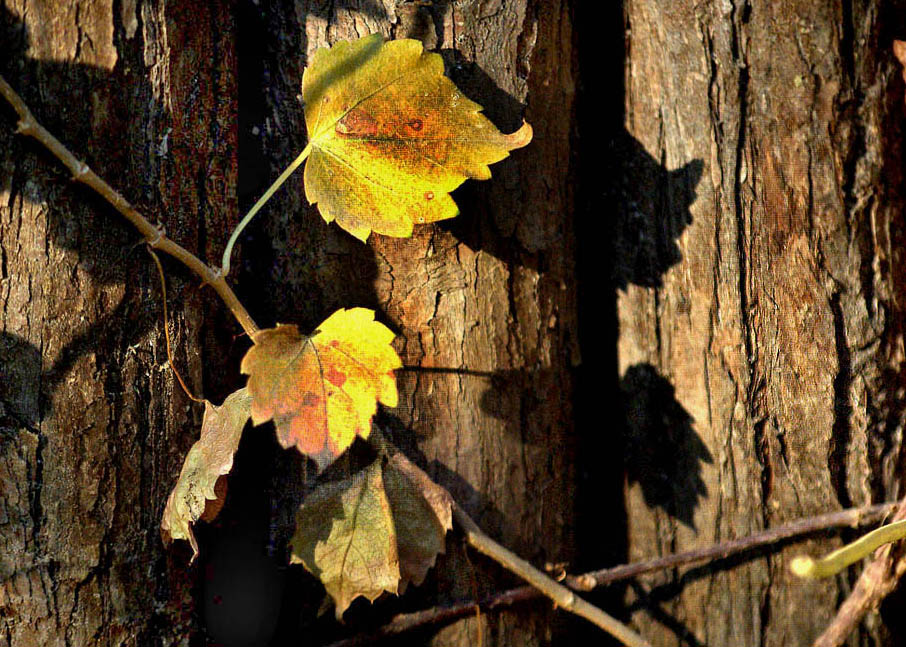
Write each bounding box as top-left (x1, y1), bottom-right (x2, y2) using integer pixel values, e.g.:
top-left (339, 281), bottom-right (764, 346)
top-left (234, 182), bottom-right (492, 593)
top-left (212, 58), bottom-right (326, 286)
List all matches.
top-left (161, 387), bottom-right (252, 560)
top-left (302, 33), bottom-right (533, 241)
top-left (240, 308), bottom-right (401, 471)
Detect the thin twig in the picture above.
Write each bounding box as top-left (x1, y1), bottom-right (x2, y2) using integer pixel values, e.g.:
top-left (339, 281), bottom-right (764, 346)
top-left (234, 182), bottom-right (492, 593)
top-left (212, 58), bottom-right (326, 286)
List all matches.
top-left (0, 74), bottom-right (259, 337)
top-left (146, 248), bottom-right (205, 403)
top-left (322, 500), bottom-right (899, 646)
top-left (812, 499), bottom-right (906, 647)
top-left (322, 588), bottom-right (539, 647)
top-left (570, 501), bottom-right (899, 590)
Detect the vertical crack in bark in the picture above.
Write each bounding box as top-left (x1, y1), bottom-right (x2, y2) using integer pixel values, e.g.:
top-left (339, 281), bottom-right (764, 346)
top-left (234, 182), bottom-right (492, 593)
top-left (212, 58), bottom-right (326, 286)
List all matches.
top-left (839, 0), bottom-right (857, 87)
top-left (829, 291), bottom-right (854, 509)
top-left (28, 427), bottom-right (45, 563)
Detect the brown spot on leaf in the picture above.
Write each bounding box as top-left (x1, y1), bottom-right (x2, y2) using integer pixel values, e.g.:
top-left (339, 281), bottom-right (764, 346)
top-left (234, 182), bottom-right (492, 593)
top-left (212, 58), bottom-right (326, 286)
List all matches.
top-left (336, 108), bottom-right (379, 137)
top-left (424, 191), bottom-right (434, 201)
top-left (408, 118), bottom-right (423, 131)
top-left (301, 392), bottom-right (320, 407)
top-left (326, 366), bottom-right (347, 388)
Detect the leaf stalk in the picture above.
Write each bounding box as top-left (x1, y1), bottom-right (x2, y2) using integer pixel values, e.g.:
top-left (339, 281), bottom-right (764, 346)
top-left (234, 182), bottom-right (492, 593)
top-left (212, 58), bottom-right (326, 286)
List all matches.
top-left (791, 518), bottom-right (906, 579)
top-left (221, 141), bottom-right (313, 276)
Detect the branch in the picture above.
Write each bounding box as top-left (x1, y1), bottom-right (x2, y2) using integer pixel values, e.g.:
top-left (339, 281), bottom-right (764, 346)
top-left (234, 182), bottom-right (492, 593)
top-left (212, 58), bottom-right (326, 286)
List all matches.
top-left (453, 502), bottom-right (650, 647)
top-left (323, 500), bottom-right (899, 646)
top-left (0, 74), bottom-right (259, 337)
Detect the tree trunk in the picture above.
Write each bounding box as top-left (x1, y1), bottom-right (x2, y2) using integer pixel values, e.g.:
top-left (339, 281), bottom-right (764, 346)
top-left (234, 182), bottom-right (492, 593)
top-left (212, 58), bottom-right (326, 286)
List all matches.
top-left (610, 1), bottom-right (906, 645)
top-left (2, 0), bottom-right (581, 645)
top-left (0, 0), bottom-right (238, 644)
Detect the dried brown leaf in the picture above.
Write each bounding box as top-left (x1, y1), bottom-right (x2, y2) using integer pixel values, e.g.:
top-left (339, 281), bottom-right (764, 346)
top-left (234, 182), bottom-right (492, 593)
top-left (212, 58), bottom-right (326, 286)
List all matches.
top-left (161, 388), bottom-right (252, 560)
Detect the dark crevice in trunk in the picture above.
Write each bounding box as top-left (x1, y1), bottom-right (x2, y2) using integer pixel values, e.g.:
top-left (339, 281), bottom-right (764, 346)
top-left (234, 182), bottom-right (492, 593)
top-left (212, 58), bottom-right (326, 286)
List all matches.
top-left (829, 290), bottom-right (854, 510)
top-left (573, 0), bottom-right (627, 644)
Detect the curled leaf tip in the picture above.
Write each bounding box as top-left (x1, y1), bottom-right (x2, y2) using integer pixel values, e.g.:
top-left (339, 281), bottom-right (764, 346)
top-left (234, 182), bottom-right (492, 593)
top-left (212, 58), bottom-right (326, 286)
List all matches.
top-left (161, 388), bottom-right (252, 561)
top-left (504, 120), bottom-right (533, 150)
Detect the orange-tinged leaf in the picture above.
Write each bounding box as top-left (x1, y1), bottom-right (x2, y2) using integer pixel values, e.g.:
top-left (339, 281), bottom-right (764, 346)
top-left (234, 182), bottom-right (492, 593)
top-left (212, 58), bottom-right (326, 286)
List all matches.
top-left (161, 387), bottom-right (252, 560)
top-left (302, 33), bottom-right (533, 241)
top-left (290, 460), bottom-right (399, 618)
top-left (384, 454), bottom-right (453, 592)
top-left (240, 308), bottom-right (401, 470)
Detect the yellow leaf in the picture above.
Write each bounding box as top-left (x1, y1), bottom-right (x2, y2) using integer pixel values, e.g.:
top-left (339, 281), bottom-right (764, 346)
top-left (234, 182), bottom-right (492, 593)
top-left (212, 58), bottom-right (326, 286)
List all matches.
top-left (161, 388), bottom-right (252, 560)
top-left (240, 308), bottom-right (401, 470)
top-left (302, 33), bottom-right (532, 241)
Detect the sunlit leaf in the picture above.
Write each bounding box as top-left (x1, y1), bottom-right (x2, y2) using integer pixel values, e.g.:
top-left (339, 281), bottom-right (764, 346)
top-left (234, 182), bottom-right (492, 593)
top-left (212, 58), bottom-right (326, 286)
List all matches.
top-left (302, 33), bottom-right (533, 241)
top-left (161, 387), bottom-right (252, 560)
top-left (384, 453), bottom-right (453, 592)
top-left (240, 308), bottom-right (401, 470)
top-left (290, 460), bottom-right (399, 618)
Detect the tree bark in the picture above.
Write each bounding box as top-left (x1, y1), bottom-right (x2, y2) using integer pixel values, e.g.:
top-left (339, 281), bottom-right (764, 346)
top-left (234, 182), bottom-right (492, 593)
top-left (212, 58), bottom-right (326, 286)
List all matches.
top-left (0, 0), bottom-right (238, 644)
top-left (2, 0), bottom-right (581, 645)
top-left (612, 1), bottom-right (906, 645)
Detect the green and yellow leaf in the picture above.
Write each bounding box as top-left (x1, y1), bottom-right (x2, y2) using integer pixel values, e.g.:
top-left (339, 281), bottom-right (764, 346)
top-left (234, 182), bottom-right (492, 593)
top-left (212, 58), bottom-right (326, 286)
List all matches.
top-left (240, 308), bottom-right (401, 470)
top-left (384, 453), bottom-right (453, 591)
top-left (290, 460), bottom-right (399, 618)
top-left (302, 33), bottom-right (532, 241)
top-left (290, 456), bottom-right (453, 613)
top-left (161, 387), bottom-right (252, 560)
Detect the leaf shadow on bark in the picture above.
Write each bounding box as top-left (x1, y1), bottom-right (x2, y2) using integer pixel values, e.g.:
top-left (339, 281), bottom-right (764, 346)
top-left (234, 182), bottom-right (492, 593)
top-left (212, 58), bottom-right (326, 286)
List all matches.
top-left (435, 50), bottom-right (547, 271)
top-left (572, 1), bottom-right (707, 643)
top-left (609, 134), bottom-right (703, 290)
top-left (621, 363), bottom-right (712, 529)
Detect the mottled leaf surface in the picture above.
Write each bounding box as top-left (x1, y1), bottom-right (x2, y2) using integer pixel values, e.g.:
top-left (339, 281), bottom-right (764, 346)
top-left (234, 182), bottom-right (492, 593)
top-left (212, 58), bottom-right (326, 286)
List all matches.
top-left (240, 308), bottom-right (401, 470)
top-left (302, 33), bottom-right (533, 241)
top-left (384, 453), bottom-right (453, 591)
top-left (290, 456), bottom-right (453, 612)
top-left (290, 460), bottom-right (399, 618)
top-left (161, 387), bottom-right (252, 559)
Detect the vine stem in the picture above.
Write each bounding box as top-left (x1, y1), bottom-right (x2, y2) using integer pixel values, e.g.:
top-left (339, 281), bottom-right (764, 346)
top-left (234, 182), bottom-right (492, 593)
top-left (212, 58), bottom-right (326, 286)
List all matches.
top-left (220, 142), bottom-right (313, 277)
top-left (0, 74), bottom-right (259, 337)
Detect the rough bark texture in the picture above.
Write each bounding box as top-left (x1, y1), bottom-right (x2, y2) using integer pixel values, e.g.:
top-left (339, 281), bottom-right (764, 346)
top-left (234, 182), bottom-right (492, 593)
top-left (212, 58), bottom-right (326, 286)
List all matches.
top-left (614, 1), bottom-right (906, 645)
top-left (0, 0), bottom-right (238, 644)
top-left (1, 0), bottom-right (580, 645)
